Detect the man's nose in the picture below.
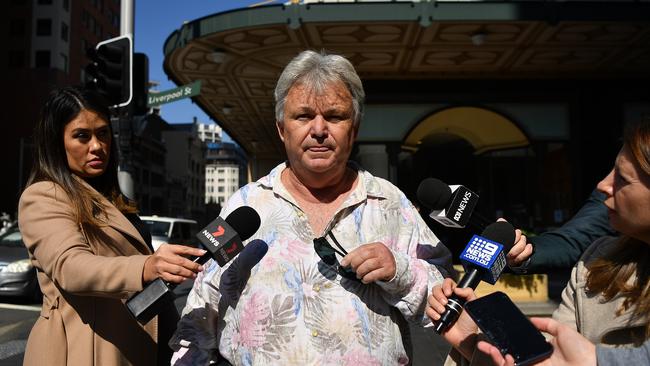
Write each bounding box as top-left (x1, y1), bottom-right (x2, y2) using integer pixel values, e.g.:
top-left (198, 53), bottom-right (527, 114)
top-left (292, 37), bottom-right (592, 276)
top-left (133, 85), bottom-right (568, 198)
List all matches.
top-left (310, 115), bottom-right (328, 136)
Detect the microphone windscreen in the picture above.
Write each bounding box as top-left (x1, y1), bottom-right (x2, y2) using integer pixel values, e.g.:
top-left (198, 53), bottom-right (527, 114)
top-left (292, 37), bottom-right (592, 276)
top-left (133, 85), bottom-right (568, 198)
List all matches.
top-left (417, 178), bottom-right (452, 210)
top-left (237, 239), bottom-right (269, 269)
top-left (481, 221), bottom-right (515, 252)
top-left (225, 206), bottom-right (261, 240)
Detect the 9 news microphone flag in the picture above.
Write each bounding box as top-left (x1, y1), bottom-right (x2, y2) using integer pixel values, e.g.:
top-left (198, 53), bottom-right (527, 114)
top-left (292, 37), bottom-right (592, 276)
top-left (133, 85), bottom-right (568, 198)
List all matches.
top-left (434, 221), bottom-right (515, 334)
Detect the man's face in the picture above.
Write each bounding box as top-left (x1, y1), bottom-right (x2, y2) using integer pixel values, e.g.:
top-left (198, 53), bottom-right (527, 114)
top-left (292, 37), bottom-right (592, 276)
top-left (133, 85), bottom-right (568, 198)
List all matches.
top-left (277, 81), bottom-right (358, 177)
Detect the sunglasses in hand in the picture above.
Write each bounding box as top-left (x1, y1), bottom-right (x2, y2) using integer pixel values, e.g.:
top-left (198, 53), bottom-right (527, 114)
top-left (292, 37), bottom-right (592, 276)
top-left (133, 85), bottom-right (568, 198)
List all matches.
top-left (313, 231), bottom-right (360, 282)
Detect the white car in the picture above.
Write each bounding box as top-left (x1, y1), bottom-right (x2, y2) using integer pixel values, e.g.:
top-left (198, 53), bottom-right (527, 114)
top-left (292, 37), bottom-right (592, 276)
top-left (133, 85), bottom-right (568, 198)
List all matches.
top-left (140, 216), bottom-right (199, 252)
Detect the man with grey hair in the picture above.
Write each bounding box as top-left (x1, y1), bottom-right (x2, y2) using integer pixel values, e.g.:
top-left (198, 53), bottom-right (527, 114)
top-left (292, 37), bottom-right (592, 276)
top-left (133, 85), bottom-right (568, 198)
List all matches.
top-left (171, 50), bottom-right (454, 365)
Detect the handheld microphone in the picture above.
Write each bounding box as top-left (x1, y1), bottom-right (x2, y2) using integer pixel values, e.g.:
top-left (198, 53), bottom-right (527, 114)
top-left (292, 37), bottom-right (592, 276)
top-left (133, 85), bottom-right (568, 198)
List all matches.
top-left (126, 206), bottom-right (261, 323)
top-left (433, 221), bottom-right (515, 334)
top-left (416, 178), bottom-right (490, 229)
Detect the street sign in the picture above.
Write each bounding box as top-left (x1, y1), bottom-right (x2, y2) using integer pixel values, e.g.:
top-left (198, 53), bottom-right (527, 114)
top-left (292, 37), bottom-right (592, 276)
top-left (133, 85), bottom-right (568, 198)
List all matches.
top-left (147, 80), bottom-right (201, 107)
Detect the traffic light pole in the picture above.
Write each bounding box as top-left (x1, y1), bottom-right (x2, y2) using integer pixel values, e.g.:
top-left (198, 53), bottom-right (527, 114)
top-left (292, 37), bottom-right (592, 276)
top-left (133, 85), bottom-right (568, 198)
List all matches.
top-left (118, 0), bottom-right (135, 200)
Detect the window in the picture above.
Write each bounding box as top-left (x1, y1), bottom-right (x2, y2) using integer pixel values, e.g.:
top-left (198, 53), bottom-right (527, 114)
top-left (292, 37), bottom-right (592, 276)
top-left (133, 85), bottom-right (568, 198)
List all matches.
top-left (108, 9), bottom-right (119, 28)
top-left (35, 50), bottom-right (50, 68)
top-left (61, 22), bottom-right (68, 42)
top-left (81, 39), bottom-right (90, 58)
top-left (60, 53), bottom-right (68, 73)
top-left (36, 18), bottom-right (52, 36)
top-left (218, 187), bottom-right (224, 193)
top-left (10, 19), bottom-right (25, 37)
top-left (82, 10), bottom-right (90, 29)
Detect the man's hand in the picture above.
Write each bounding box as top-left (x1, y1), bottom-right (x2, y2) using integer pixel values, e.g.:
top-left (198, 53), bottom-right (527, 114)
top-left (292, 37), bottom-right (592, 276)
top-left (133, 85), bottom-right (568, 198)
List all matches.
top-left (476, 317), bottom-right (596, 366)
top-left (498, 218), bottom-right (533, 268)
top-left (143, 244), bottom-right (206, 284)
top-left (426, 278), bottom-right (480, 360)
top-left (340, 242), bottom-right (396, 284)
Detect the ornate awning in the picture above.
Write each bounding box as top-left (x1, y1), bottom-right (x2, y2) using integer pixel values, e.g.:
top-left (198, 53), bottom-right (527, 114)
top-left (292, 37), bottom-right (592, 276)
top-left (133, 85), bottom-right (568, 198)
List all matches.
top-left (163, 1), bottom-right (650, 159)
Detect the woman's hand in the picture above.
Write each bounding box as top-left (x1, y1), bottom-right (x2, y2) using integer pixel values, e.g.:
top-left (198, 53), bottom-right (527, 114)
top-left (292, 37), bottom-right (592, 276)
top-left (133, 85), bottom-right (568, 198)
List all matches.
top-left (476, 317), bottom-right (597, 366)
top-left (142, 244), bottom-right (206, 284)
top-left (426, 278), bottom-right (480, 359)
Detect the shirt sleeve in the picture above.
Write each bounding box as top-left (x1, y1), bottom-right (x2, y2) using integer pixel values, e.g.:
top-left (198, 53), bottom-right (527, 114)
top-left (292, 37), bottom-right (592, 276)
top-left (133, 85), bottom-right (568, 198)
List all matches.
top-left (597, 340), bottom-right (650, 366)
top-left (527, 189), bottom-right (616, 273)
top-left (375, 198), bottom-right (454, 326)
top-left (18, 183), bottom-right (148, 298)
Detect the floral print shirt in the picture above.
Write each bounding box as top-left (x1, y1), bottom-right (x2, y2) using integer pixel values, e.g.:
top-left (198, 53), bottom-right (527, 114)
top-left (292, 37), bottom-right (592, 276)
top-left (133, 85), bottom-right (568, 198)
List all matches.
top-left (170, 163), bottom-right (453, 366)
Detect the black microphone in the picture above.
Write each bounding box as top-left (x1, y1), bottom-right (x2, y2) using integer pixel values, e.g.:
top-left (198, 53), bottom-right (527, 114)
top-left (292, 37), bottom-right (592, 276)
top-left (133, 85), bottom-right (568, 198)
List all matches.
top-left (433, 221), bottom-right (515, 334)
top-left (417, 178), bottom-right (490, 229)
top-left (219, 239), bottom-right (269, 300)
top-left (126, 206), bottom-right (261, 323)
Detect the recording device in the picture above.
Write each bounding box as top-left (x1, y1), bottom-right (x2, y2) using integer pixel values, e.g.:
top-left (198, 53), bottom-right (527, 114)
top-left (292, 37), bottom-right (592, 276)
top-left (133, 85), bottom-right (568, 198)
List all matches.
top-left (416, 178), bottom-right (487, 229)
top-left (465, 291), bottom-right (553, 366)
top-left (434, 221), bottom-right (515, 333)
top-left (126, 206), bottom-right (261, 323)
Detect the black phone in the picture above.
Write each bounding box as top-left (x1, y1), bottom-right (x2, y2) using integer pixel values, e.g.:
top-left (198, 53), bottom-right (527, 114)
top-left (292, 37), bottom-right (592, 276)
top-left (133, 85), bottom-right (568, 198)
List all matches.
top-left (464, 291), bottom-right (553, 366)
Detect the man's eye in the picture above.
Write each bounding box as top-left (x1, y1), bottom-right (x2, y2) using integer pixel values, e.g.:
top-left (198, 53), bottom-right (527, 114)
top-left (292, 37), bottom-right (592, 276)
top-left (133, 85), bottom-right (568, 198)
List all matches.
top-left (75, 132), bottom-right (89, 139)
top-left (297, 115), bottom-right (311, 121)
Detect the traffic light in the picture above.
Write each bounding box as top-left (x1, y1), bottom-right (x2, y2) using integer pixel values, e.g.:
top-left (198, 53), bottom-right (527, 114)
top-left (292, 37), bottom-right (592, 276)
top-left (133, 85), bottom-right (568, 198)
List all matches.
top-left (132, 52), bottom-right (149, 115)
top-left (85, 35), bottom-right (132, 107)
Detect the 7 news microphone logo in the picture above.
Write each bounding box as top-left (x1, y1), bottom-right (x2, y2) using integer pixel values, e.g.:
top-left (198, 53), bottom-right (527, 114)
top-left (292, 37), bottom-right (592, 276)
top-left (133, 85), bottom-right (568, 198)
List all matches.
top-left (201, 228), bottom-right (224, 246)
top-left (211, 226), bottom-right (225, 237)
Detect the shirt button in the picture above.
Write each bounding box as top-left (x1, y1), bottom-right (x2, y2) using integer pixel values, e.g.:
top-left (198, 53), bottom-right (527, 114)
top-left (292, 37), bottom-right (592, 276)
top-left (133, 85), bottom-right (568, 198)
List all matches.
top-left (313, 285), bottom-right (320, 292)
top-left (324, 283), bottom-right (332, 289)
top-left (311, 330), bottom-right (318, 337)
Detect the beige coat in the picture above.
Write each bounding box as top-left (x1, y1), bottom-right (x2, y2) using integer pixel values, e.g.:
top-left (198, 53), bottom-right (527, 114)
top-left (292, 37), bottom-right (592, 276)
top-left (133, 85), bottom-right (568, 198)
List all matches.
top-left (18, 181), bottom-right (160, 365)
top-left (552, 235), bottom-right (647, 346)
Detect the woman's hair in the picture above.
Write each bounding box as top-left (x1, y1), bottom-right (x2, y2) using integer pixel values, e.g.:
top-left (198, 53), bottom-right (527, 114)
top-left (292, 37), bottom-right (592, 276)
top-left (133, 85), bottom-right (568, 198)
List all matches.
top-left (586, 116), bottom-right (650, 338)
top-left (27, 86), bottom-right (136, 226)
top-left (274, 50), bottom-right (365, 127)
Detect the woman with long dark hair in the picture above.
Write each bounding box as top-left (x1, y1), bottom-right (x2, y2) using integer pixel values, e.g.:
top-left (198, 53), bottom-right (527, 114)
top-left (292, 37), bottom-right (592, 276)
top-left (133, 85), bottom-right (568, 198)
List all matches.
top-left (18, 87), bottom-right (205, 365)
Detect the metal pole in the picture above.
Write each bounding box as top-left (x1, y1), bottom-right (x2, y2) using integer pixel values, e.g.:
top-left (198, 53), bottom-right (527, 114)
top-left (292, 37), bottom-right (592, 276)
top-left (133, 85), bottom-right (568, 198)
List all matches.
top-left (117, 0), bottom-right (135, 199)
top-left (120, 0), bottom-right (134, 37)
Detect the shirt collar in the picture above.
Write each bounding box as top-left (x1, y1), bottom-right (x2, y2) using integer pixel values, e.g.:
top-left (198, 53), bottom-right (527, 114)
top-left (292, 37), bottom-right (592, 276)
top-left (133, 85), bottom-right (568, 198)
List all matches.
top-left (258, 161), bottom-right (387, 205)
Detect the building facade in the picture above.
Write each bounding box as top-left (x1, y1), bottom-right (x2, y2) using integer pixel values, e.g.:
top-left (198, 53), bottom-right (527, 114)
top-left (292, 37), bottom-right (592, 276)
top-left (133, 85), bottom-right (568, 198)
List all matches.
top-left (3, 0), bottom-right (120, 215)
top-left (161, 122), bottom-right (206, 221)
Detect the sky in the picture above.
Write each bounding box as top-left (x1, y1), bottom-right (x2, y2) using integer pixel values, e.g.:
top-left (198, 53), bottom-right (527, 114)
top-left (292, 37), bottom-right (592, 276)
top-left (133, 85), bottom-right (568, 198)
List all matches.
top-left (134, 0), bottom-right (281, 137)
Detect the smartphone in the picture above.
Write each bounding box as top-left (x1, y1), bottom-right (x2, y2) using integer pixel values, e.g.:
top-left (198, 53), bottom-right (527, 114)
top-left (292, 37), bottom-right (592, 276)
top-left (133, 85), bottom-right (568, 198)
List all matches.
top-left (464, 291), bottom-right (553, 366)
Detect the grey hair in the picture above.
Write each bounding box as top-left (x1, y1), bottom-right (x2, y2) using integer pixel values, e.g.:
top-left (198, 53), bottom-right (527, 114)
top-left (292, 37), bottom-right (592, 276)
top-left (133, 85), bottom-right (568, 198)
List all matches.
top-left (274, 50), bottom-right (365, 127)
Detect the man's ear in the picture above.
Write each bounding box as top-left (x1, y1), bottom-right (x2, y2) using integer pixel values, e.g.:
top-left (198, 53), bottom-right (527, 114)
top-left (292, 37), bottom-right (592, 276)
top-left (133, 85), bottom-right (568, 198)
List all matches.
top-left (276, 121), bottom-right (285, 143)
